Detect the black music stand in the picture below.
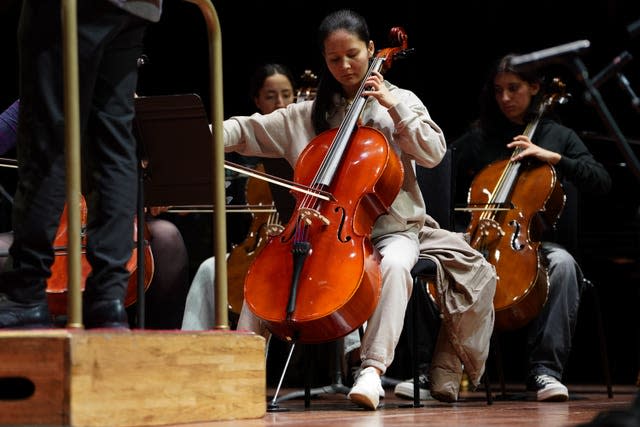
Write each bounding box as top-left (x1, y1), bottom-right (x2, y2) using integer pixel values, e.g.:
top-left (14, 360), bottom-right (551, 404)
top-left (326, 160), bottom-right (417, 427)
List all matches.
top-left (132, 94), bottom-right (214, 327)
top-left (133, 94), bottom-right (214, 207)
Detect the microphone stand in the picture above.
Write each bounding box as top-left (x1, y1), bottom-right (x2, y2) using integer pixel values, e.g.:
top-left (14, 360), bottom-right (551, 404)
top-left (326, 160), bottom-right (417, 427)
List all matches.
top-left (616, 72), bottom-right (640, 113)
top-left (568, 56), bottom-right (640, 182)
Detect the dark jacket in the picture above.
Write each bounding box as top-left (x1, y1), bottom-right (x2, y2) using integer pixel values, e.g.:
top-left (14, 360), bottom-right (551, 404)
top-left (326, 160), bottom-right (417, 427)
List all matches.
top-left (107, 0), bottom-right (163, 22)
top-left (452, 118), bottom-right (612, 204)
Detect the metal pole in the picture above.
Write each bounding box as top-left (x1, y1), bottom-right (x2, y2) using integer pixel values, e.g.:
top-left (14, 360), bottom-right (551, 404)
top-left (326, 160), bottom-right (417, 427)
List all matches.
top-left (184, 0), bottom-right (228, 330)
top-left (61, 0), bottom-right (83, 329)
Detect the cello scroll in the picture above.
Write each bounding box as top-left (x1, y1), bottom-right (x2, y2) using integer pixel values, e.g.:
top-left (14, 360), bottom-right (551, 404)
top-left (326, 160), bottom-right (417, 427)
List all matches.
top-left (376, 26), bottom-right (413, 73)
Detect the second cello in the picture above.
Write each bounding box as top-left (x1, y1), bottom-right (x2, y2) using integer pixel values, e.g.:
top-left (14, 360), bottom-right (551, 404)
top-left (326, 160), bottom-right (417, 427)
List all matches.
top-left (464, 78), bottom-right (568, 331)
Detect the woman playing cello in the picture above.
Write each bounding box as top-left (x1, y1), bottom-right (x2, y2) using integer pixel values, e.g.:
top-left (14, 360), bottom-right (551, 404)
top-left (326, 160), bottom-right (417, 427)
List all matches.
top-left (451, 54), bottom-right (612, 402)
top-left (225, 10), bottom-right (488, 409)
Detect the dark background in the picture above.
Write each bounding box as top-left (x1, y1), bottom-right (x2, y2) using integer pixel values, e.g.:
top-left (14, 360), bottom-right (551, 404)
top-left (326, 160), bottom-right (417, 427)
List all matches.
top-left (1, 0), bottom-right (639, 386)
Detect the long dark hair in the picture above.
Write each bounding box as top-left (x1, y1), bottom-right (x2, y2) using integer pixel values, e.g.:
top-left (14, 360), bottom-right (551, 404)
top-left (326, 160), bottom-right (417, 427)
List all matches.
top-left (476, 54), bottom-right (545, 134)
top-left (311, 9), bottom-right (370, 134)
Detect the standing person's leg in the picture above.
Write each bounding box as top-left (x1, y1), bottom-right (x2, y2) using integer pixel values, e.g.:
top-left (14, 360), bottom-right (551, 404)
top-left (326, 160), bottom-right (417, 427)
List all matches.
top-left (0, 0), bottom-right (68, 328)
top-left (79, 2), bottom-right (147, 326)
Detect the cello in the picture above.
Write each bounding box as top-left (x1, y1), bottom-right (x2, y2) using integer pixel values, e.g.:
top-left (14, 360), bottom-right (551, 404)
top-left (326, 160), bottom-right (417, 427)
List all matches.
top-left (226, 163), bottom-right (283, 315)
top-left (465, 78), bottom-right (568, 331)
top-left (243, 28), bottom-right (409, 344)
top-left (46, 196), bottom-right (155, 316)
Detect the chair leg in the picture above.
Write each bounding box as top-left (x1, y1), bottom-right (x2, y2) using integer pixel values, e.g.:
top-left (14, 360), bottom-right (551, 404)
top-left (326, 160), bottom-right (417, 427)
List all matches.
top-left (404, 276), bottom-right (424, 408)
top-left (412, 278), bottom-right (425, 407)
top-left (483, 371), bottom-right (493, 405)
top-left (304, 345), bottom-right (312, 407)
top-left (584, 278), bottom-right (613, 398)
top-left (490, 332), bottom-right (507, 398)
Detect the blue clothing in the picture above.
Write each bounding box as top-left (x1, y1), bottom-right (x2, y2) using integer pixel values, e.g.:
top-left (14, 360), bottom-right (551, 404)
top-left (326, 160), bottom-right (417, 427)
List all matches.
top-left (0, 100), bottom-right (18, 155)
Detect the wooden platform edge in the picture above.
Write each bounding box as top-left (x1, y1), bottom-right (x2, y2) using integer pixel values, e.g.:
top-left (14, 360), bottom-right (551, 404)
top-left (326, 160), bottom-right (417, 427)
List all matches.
top-left (0, 329), bottom-right (266, 426)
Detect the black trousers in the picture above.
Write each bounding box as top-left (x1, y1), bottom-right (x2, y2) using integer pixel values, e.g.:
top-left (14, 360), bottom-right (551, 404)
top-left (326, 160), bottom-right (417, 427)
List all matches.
top-left (0, 0), bottom-right (147, 304)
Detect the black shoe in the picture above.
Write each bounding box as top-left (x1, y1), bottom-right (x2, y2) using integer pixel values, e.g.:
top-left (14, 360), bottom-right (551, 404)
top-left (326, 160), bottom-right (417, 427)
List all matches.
top-left (394, 374), bottom-right (432, 400)
top-left (0, 293), bottom-right (53, 328)
top-left (83, 299), bottom-right (129, 329)
top-left (526, 374), bottom-right (569, 402)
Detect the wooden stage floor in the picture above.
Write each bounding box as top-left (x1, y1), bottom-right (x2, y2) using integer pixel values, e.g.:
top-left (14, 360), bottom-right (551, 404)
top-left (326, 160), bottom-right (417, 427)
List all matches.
top-left (176, 384), bottom-right (638, 427)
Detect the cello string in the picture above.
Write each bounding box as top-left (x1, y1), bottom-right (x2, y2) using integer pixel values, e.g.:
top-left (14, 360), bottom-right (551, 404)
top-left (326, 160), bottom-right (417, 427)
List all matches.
top-left (483, 94), bottom-right (544, 222)
top-left (474, 84), bottom-right (556, 252)
top-left (292, 58), bottom-right (384, 244)
top-left (314, 57), bottom-right (383, 188)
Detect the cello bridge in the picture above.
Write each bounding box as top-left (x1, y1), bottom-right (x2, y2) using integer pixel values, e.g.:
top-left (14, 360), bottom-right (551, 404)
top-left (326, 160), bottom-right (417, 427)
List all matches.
top-left (472, 218), bottom-right (505, 247)
top-left (298, 207), bottom-right (330, 226)
top-left (266, 224), bottom-right (285, 236)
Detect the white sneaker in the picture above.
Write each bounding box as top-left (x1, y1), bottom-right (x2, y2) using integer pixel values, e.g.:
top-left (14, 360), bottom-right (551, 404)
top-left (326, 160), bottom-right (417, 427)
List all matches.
top-left (348, 366), bottom-right (383, 410)
top-left (394, 374), bottom-right (432, 400)
top-left (352, 366), bottom-right (385, 398)
top-left (527, 374), bottom-right (569, 402)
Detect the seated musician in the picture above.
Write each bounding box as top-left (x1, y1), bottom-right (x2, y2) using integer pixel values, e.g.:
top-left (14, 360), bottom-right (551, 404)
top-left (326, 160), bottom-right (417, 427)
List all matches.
top-left (450, 54), bottom-right (612, 401)
top-left (181, 62), bottom-right (298, 331)
top-left (188, 10), bottom-right (495, 410)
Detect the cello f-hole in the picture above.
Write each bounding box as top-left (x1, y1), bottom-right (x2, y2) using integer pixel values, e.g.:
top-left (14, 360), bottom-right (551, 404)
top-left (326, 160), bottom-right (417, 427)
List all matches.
top-left (335, 206), bottom-right (351, 243)
top-left (508, 220), bottom-right (525, 250)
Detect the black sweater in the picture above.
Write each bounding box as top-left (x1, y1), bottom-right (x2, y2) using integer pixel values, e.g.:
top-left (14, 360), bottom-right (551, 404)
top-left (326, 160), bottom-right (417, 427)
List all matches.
top-left (451, 118), bottom-right (612, 205)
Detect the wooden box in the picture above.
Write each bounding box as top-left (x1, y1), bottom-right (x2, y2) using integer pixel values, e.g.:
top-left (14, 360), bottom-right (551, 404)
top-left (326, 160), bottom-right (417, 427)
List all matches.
top-left (0, 329), bottom-right (265, 426)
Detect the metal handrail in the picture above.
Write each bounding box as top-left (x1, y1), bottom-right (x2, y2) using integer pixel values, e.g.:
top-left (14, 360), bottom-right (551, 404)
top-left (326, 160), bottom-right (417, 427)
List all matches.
top-left (185, 0), bottom-right (229, 330)
top-left (61, 0), bottom-right (82, 328)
